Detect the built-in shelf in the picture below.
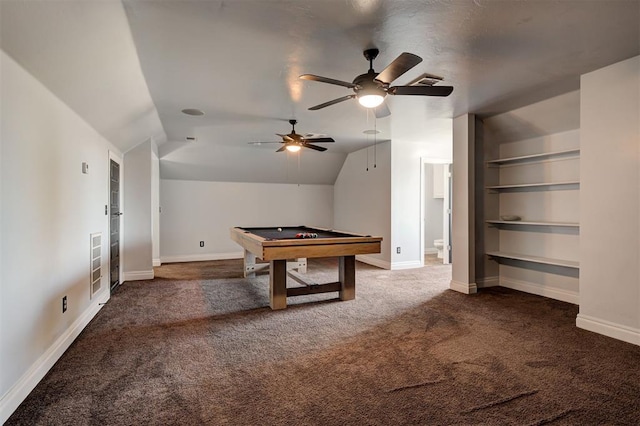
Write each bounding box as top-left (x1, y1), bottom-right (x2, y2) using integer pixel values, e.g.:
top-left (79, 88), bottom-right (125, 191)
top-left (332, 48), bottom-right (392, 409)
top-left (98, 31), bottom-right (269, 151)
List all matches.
top-left (487, 149), bottom-right (580, 166)
top-left (486, 181), bottom-right (580, 191)
top-left (486, 220), bottom-right (579, 228)
top-left (486, 251), bottom-right (579, 269)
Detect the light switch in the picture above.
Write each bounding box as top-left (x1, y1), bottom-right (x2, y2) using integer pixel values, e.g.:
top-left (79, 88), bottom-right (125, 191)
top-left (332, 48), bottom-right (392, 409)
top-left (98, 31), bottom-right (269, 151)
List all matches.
top-left (82, 162), bottom-right (89, 174)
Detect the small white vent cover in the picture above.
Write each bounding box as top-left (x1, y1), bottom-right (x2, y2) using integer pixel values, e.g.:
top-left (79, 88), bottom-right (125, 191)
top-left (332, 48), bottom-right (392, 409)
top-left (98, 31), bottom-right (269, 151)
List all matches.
top-left (407, 72), bottom-right (444, 87)
top-left (90, 233), bottom-right (102, 298)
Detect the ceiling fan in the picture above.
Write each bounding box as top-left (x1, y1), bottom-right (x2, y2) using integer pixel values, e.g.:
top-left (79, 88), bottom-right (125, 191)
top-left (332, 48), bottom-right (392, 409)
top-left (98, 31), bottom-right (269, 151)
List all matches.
top-left (248, 119), bottom-right (335, 153)
top-left (300, 48), bottom-right (453, 116)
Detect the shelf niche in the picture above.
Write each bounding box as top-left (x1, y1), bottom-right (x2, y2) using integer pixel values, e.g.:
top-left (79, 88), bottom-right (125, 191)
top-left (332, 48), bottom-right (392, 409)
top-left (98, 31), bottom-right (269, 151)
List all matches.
top-left (479, 94), bottom-right (581, 303)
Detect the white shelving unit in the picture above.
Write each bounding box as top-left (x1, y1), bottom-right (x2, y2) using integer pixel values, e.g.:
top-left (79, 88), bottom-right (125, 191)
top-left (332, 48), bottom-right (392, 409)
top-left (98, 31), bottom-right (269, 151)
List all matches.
top-left (486, 149), bottom-right (580, 166)
top-left (486, 220), bottom-right (579, 228)
top-left (486, 251), bottom-right (579, 269)
top-left (486, 181), bottom-right (580, 191)
top-left (483, 135), bottom-right (581, 299)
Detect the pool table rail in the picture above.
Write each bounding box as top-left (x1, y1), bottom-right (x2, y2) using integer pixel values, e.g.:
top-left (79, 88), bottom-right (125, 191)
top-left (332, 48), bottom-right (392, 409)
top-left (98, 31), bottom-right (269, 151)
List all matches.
top-left (230, 226), bottom-right (382, 261)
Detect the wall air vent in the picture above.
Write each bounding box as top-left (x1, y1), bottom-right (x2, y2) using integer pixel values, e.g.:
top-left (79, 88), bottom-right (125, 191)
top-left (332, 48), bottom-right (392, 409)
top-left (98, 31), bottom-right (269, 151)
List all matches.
top-left (407, 72), bottom-right (445, 87)
top-left (90, 233), bottom-right (102, 298)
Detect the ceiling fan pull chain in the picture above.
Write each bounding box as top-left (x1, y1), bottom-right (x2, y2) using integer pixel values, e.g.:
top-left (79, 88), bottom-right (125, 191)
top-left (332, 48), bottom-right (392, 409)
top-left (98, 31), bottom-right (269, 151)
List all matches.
top-left (374, 116), bottom-right (377, 168)
top-left (366, 133), bottom-right (369, 172)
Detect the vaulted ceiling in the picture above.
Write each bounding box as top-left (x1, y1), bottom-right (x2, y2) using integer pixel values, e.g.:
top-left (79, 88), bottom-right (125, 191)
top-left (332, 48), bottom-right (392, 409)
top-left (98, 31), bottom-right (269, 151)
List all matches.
top-left (2, 1), bottom-right (638, 184)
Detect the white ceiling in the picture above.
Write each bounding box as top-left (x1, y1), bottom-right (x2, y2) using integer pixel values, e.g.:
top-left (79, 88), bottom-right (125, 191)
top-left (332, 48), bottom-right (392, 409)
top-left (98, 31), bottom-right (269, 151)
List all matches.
top-left (2, 0), bottom-right (639, 184)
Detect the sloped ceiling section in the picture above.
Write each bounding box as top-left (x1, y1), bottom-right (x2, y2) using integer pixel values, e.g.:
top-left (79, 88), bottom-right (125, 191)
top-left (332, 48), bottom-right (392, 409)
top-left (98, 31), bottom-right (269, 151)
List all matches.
top-left (123, 0), bottom-right (639, 183)
top-left (0, 0), bottom-right (166, 154)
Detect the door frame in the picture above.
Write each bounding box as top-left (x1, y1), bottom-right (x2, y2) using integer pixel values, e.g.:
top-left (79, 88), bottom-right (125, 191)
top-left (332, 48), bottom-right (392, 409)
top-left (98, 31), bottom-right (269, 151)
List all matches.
top-left (420, 158), bottom-right (452, 265)
top-left (108, 150), bottom-right (124, 291)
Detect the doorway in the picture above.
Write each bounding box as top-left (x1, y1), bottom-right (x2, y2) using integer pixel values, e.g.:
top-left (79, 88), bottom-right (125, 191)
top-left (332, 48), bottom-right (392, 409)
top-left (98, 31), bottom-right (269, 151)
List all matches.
top-left (109, 155), bottom-right (123, 292)
top-left (421, 161), bottom-right (452, 266)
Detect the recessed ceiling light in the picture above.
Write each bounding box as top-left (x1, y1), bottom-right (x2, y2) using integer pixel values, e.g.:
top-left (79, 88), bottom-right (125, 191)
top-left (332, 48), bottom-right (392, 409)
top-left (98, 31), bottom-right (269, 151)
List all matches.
top-left (181, 108), bottom-right (205, 116)
top-left (363, 129), bottom-right (380, 135)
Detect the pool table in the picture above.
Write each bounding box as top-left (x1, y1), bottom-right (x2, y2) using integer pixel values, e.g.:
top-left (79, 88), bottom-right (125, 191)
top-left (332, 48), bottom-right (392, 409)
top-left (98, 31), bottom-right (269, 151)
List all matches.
top-left (230, 226), bottom-right (382, 309)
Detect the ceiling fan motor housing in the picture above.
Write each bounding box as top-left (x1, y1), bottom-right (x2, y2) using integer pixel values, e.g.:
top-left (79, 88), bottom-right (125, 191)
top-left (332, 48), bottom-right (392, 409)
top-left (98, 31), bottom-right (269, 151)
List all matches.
top-left (353, 70), bottom-right (387, 103)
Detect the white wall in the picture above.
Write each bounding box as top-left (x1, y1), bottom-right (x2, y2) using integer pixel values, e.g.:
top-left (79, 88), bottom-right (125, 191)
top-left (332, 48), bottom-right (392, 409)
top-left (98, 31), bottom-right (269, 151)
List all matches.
top-left (160, 180), bottom-right (334, 262)
top-left (0, 51), bottom-right (116, 422)
top-left (451, 114), bottom-right (477, 294)
top-left (151, 149), bottom-right (160, 266)
top-left (123, 139), bottom-right (154, 280)
top-left (334, 142), bottom-right (391, 268)
top-left (578, 55), bottom-right (640, 346)
top-left (390, 143), bottom-right (424, 269)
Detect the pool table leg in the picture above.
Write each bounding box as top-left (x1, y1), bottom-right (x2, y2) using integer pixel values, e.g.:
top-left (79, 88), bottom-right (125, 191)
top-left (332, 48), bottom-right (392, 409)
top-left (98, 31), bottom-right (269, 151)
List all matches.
top-left (244, 250), bottom-right (256, 278)
top-left (269, 259), bottom-right (287, 310)
top-left (339, 255), bottom-right (356, 301)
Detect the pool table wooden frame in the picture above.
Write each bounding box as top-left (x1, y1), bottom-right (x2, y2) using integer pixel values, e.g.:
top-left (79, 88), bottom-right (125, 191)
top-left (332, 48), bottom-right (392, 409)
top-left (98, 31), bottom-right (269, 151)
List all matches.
top-left (230, 226), bottom-right (382, 309)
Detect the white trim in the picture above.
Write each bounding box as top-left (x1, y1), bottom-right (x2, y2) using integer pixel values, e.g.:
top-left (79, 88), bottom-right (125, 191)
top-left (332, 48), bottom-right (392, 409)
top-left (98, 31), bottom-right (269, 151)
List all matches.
top-left (152, 258), bottom-right (161, 267)
top-left (450, 279), bottom-right (478, 294)
top-left (576, 314), bottom-right (640, 346)
top-left (123, 270), bottom-right (154, 282)
top-left (356, 254), bottom-right (389, 270)
top-left (499, 277), bottom-right (578, 304)
top-left (419, 159), bottom-right (426, 265)
top-left (0, 293), bottom-right (109, 424)
top-left (424, 248), bottom-right (438, 255)
top-left (477, 276), bottom-right (499, 288)
top-left (390, 260), bottom-right (424, 270)
top-left (161, 252), bottom-right (244, 264)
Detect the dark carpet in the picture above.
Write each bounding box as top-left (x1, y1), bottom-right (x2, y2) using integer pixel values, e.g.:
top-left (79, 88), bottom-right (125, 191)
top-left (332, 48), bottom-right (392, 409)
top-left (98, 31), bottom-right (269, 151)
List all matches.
top-left (7, 258), bottom-right (640, 425)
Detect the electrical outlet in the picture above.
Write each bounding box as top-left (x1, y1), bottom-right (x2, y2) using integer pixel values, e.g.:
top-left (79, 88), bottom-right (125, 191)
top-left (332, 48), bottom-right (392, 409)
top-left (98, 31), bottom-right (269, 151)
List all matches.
top-left (200, 241), bottom-right (204, 247)
top-left (396, 247), bottom-right (401, 254)
top-left (62, 296), bottom-right (67, 313)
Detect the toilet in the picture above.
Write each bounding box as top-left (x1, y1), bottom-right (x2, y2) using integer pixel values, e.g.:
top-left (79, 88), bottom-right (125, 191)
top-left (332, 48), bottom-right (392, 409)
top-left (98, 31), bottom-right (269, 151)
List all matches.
top-left (434, 239), bottom-right (444, 259)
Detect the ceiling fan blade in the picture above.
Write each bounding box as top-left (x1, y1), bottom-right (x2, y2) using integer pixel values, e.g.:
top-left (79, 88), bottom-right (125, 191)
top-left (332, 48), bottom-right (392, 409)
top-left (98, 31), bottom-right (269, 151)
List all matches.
top-left (374, 52), bottom-right (422, 84)
top-left (248, 141), bottom-right (281, 145)
top-left (304, 137), bottom-right (335, 143)
top-left (276, 145), bottom-right (287, 153)
top-left (276, 133), bottom-right (294, 141)
top-left (308, 95), bottom-right (356, 110)
top-left (374, 103), bottom-right (391, 118)
top-left (299, 74), bottom-right (356, 89)
top-left (389, 85), bottom-right (454, 97)
top-left (303, 143), bottom-right (328, 152)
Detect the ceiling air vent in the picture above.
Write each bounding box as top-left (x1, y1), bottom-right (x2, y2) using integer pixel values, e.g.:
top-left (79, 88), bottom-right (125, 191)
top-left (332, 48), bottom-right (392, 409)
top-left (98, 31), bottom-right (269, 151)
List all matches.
top-left (407, 73), bottom-right (445, 87)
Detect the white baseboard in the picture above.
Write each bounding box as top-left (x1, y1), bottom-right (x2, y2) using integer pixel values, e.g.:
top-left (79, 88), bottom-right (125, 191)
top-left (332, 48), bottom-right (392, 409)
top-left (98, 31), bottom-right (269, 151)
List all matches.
top-left (391, 260), bottom-right (424, 270)
top-left (424, 248), bottom-right (438, 255)
top-left (161, 252), bottom-right (244, 264)
top-left (477, 276), bottom-right (499, 288)
top-left (356, 254), bottom-right (390, 270)
top-left (161, 253), bottom-right (391, 270)
top-left (0, 292), bottom-right (109, 424)
top-left (152, 258), bottom-right (161, 267)
top-left (576, 314), bottom-right (640, 346)
top-left (450, 280), bottom-right (478, 294)
top-left (499, 277), bottom-right (578, 304)
top-left (123, 270), bottom-right (154, 282)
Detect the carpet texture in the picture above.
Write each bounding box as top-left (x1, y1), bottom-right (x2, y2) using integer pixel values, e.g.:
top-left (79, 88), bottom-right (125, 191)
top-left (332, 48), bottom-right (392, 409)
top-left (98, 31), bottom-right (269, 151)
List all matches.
top-left (7, 258), bottom-right (640, 425)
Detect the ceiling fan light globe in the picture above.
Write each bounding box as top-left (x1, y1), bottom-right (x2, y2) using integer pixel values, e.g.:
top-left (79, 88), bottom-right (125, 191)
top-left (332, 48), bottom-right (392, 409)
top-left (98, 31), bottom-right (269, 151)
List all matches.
top-left (286, 144), bottom-right (302, 153)
top-left (358, 94), bottom-right (385, 108)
